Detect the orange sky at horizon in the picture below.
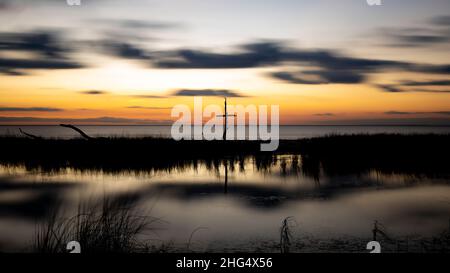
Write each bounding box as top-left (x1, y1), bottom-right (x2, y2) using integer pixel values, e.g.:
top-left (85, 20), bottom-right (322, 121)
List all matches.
top-left (1, 62), bottom-right (449, 125)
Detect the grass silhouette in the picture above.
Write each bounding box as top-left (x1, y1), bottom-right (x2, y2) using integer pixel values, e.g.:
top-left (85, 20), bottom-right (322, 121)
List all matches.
top-left (34, 196), bottom-right (161, 253)
top-left (0, 134), bottom-right (448, 179)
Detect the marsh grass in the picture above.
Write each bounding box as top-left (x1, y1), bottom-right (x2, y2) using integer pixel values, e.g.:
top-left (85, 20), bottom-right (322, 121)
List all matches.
top-left (34, 197), bottom-right (162, 253)
top-left (280, 217), bottom-right (295, 253)
top-left (420, 218), bottom-right (450, 252)
top-left (1, 134), bottom-right (448, 179)
top-left (186, 227), bottom-right (209, 252)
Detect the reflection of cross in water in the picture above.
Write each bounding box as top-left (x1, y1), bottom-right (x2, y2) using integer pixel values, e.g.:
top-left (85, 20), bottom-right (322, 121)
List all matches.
top-left (217, 97), bottom-right (236, 141)
top-left (223, 160), bottom-right (228, 194)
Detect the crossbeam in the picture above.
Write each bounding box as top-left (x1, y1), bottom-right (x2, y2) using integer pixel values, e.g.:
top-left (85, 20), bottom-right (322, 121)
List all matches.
top-left (216, 97), bottom-right (236, 140)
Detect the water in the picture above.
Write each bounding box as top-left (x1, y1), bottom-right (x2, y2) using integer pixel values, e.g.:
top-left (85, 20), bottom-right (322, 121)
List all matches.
top-left (1, 125), bottom-right (450, 139)
top-left (0, 155), bottom-right (449, 253)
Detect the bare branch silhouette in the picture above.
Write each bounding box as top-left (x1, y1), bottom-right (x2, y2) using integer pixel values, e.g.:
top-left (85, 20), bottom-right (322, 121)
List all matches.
top-left (19, 128), bottom-right (42, 139)
top-left (59, 124), bottom-right (94, 140)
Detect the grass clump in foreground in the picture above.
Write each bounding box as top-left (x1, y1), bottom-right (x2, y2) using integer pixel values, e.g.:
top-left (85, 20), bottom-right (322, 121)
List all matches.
top-left (34, 197), bottom-right (162, 253)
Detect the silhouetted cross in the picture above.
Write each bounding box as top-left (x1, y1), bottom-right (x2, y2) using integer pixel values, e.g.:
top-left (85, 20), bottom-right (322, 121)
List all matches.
top-left (217, 97), bottom-right (236, 140)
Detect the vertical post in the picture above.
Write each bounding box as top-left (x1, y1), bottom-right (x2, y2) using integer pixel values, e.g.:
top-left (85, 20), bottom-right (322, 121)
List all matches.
top-left (223, 97), bottom-right (227, 141)
top-left (218, 97), bottom-right (235, 141)
top-left (224, 160), bottom-right (228, 194)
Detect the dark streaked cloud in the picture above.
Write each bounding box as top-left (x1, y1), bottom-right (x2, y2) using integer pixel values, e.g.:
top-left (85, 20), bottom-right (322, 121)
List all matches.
top-left (400, 80), bottom-right (450, 86)
top-left (430, 16), bottom-right (450, 26)
top-left (127, 106), bottom-right (171, 110)
top-left (82, 91), bottom-right (168, 99)
top-left (155, 42), bottom-right (283, 69)
top-left (314, 113), bottom-right (335, 117)
top-left (408, 89), bottom-right (450, 93)
top-left (385, 111), bottom-right (417, 115)
top-left (79, 90), bottom-right (109, 95)
top-left (0, 58), bottom-right (83, 72)
top-left (416, 64), bottom-right (450, 74)
top-left (271, 71), bottom-right (327, 85)
top-left (309, 118), bottom-right (450, 126)
top-left (307, 70), bottom-right (365, 84)
top-left (106, 19), bottom-right (181, 30)
top-left (377, 78), bottom-right (450, 93)
top-left (377, 85), bottom-right (450, 93)
top-left (129, 41), bottom-right (449, 85)
top-left (0, 68), bottom-right (28, 76)
top-left (0, 23), bottom-right (448, 91)
top-left (92, 18), bottom-right (182, 33)
top-left (393, 34), bottom-right (449, 47)
top-left (130, 94), bottom-right (167, 99)
top-left (92, 33), bottom-right (450, 86)
top-left (385, 111), bottom-right (450, 116)
top-left (268, 49), bottom-right (409, 85)
top-left (0, 1), bottom-right (11, 10)
top-left (380, 16), bottom-right (450, 48)
top-left (116, 40), bottom-right (450, 76)
top-left (0, 107), bottom-right (63, 112)
top-left (0, 31), bottom-right (69, 58)
top-left (153, 41), bottom-right (412, 72)
top-left (152, 41), bottom-right (411, 70)
top-left (272, 70), bottom-right (365, 85)
top-left (0, 30), bottom-right (84, 75)
top-left (97, 18), bottom-right (182, 60)
top-left (381, 28), bottom-right (450, 47)
top-left (102, 41), bottom-right (152, 60)
top-left (171, 89), bottom-right (245, 97)
top-left (377, 84), bottom-right (404, 93)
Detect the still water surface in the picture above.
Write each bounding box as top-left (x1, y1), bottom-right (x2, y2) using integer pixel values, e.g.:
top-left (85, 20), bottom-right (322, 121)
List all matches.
top-left (0, 155), bottom-right (448, 252)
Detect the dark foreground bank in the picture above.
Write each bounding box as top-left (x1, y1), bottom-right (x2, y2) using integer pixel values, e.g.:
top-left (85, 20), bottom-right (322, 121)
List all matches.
top-left (0, 134), bottom-right (449, 176)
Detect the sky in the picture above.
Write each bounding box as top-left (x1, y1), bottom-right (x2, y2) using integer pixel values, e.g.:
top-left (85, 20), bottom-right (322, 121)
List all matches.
top-left (0, 0), bottom-right (449, 125)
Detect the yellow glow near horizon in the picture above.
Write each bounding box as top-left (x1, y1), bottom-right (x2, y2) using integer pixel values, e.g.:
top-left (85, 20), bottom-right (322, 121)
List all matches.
top-left (1, 59), bottom-right (450, 124)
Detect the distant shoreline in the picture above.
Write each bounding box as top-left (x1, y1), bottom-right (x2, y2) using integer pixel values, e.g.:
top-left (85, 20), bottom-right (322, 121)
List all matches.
top-left (1, 124), bottom-right (450, 127)
top-left (1, 125), bottom-right (450, 141)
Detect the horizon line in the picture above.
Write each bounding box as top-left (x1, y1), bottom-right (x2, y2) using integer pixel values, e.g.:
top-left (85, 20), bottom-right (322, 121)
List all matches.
top-left (1, 124), bottom-right (450, 127)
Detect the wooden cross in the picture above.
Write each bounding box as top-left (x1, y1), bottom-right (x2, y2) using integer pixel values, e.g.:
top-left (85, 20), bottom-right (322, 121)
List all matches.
top-left (217, 97), bottom-right (236, 140)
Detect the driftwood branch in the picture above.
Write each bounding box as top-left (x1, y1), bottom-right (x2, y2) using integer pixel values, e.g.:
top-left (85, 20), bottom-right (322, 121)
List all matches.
top-left (19, 128), bottom-right (42, 139)
top-left (59, 124), bottom-right (94, 140)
